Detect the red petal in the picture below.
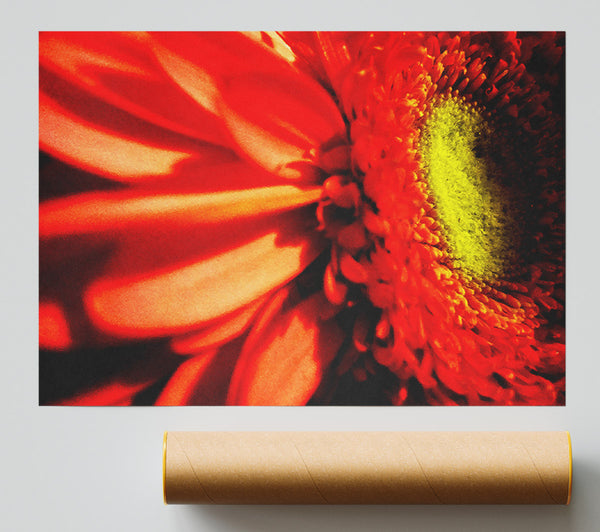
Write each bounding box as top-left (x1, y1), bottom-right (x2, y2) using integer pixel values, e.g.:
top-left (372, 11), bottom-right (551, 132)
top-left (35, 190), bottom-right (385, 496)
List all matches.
top-left (150, 32), bottom-right (345, 178)
top-left (55, 381), bottom-right (151, 406)
top-left (278, 32), bottom-right (332, 89)
top-left (147, 31), bottom-right (301, 147)
top-left (149, 32), bottom-right (298, 90)
top-left (39, 185), bottom-right (322, 237)
top-left (155, 351), bottom-right (217, 404)
top-left (149, 38), bottom-right (222, 117)
top-left (339, 251), bottom-right (369, 284)
top-left (40, 146), bottom-right (272, 200)
top-left (84, 214), bottom-right (324, 337)
top-left (314, 32), bottom-right (362, 96)
top-left (40, 91), bottom-right (193, 181)
top-left (149, 31), bottom-right (298, 119)
top-left (219, 70), bottom-right (346, 179)
top-left (155, 340), bottom-right (240, 405)
top-left (42, 339), bottom-right (181, 405)
top-left (282, 32), bottom-right (361, 99)
top-left (39, 301), bottom-right (73, 350)
top-left (39, 32), bottom-right (230, 145)
top-left (40, 239), bottom-right (116, 348)
top-left (136, 157), bottom-right (294, 193)
top-left (226, 294), bottom-right (343, 405)
top-left (238, 284), bottom-right (294, 355)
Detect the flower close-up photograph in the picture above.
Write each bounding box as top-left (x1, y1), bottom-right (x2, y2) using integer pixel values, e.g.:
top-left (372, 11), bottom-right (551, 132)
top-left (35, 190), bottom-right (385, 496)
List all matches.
top-left (39, 31), bottom-right (565, 406)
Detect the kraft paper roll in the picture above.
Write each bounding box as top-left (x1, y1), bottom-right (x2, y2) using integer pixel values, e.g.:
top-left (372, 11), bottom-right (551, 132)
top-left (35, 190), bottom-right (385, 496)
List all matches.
top-left (163, 431), bottom-right (572, 505)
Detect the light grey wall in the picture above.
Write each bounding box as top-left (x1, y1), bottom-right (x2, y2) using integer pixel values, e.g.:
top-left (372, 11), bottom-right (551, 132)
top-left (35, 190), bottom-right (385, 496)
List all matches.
top-left (3, 1), bottom-right (599, 530)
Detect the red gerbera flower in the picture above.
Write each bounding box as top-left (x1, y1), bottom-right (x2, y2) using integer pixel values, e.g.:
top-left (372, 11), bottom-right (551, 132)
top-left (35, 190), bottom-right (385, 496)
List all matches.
top-left (39, 31), bottom-right (565, 405)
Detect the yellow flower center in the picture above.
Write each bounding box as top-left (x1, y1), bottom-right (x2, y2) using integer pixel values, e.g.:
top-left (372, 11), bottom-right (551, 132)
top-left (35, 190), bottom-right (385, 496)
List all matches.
top-left (419, 96), bottom-right (521, 280)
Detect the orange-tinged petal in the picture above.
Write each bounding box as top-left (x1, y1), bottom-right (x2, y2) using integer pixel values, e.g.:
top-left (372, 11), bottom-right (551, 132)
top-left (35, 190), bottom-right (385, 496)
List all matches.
top-left (155, 352), bottom-right (217, 405)
top-left (39, 301), bottom-right (73, 350)
top-left (39, 92), bottom-right (192, 181)
top-left (150, 40), bottom-right (222, 117)
top-left (84, 222), bottom-right (323, 337)
top-left (39, 32), bottom-right (151, 81)
top-left (39, 32), bottom-right (230, 145)
top-left (240, 284), bottom-right (294, 355)
top-left (243, 31), bottom-right (297, 64)
top-left (39, 185), bottom-right (322, 237)
top-left (170, 297), bottom-right (265, 355)
top-left (155, 340), bottom-right (240, 405)
top-left (226, 294), bottom-right (343, 405)
top-left (41, 62), bottom-right (231, 160)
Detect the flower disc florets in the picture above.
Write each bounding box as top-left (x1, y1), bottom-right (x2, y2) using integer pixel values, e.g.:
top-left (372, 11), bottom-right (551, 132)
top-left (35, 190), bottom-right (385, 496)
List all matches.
top-left (316, 32), bottom-right (564, 405)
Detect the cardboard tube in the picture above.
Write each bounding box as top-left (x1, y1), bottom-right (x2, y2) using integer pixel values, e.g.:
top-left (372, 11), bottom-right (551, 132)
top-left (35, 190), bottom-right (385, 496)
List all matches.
top-left (163, 431), bottom-right (572, 505)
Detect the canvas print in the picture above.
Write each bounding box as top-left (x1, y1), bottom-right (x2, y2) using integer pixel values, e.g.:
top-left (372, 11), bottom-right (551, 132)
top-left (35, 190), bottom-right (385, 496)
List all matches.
top-left (39, 32), bottom-right (565, 405)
